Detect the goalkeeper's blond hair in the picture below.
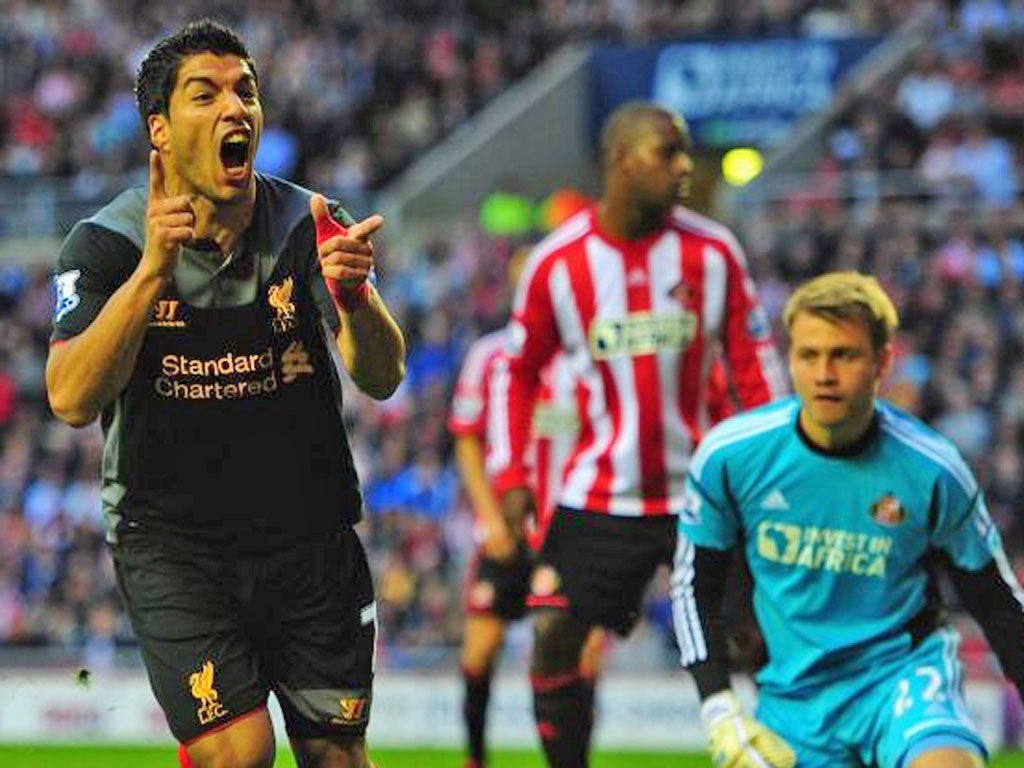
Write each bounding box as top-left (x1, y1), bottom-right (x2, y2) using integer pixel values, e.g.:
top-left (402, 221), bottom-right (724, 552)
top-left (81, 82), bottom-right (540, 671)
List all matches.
top-left (783, 271), bottom-right (899, 353)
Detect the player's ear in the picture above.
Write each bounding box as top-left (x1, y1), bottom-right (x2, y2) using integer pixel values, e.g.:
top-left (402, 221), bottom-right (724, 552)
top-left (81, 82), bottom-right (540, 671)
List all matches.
top-left (148, 113), bottom-right (169, 153)
top-left (876, 341), bottom-right (895, 381)
top-left (605, 142), bottom-right (630, 177)
top-left (617, 144), bottom-right (637, 175)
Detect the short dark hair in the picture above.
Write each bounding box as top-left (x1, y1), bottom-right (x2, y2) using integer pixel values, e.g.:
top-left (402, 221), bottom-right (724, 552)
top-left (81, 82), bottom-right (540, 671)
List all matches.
top-left (134, 18), bottom-right (256, 124)
top-left (599, 100), bottom-right (690, 174)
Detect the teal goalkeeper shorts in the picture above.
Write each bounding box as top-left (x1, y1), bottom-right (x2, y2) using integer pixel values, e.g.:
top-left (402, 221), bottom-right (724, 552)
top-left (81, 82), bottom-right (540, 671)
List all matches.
top-left (756, 629), bottom-right (987, 768)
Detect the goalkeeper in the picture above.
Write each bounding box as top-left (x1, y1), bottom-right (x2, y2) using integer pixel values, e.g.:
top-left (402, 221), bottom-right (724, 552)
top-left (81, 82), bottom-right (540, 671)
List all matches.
top-left (672, 272), bottom-right (1024, 768)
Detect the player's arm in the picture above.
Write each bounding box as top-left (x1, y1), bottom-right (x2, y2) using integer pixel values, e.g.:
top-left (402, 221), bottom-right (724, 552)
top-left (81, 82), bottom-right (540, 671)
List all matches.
top-left (454, 433), bottom-right (517, 560)
top-left (674, 472), bottom-right (738, 697)
top-left (311, 194), bottom-right (405, 400)
top-left (678, 536), bottom-right (795, 768)
top-left (948, 557), bottom-right (1024, 699)
top-left (933, 482), bottom-right (1024, 700)
top-left (334, 283), bottom-right (406, 399)
top-left (47, 151), bottom-right (193, 427)
top-left (674, 467), bottom-right (795, 768)
top-left (494, 256), bottom-right (559, 533)
top-left (719, 241), bottom-right (787, 409)
top-left (674, 530), bottom-right (734, 696)
top-left (450, 338), bottom-right (522, 556)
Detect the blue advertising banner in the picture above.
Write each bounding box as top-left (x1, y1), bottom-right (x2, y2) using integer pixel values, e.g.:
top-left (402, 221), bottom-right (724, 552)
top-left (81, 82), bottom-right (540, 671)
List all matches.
top-left (590, 36), bottom-right (881, 148)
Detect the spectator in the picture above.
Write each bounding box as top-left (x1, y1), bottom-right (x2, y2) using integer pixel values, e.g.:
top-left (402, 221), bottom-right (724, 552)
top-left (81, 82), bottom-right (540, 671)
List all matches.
top-left (897, 46), bottom-right (956, 131)
top-left (954, 119), bottom-right (1019, 207)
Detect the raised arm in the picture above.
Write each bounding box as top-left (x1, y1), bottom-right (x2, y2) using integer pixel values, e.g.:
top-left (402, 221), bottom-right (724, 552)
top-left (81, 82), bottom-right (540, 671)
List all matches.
top-left (46, 151), bottom-right (194, 426)
top-left (311, 194), bottom-right (405, 400)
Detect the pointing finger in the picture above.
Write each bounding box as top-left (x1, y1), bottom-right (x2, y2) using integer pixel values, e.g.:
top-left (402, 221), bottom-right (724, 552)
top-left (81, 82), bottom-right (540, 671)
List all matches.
top-left (149, 150), bottom-right (167, 203)
top-left (347, 214), bottom-right (384, 242)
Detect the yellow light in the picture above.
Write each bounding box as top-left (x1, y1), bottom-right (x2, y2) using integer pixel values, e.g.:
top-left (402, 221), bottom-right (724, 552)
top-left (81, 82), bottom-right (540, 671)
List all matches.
top-left (722, 148), bottom-right (764, 187)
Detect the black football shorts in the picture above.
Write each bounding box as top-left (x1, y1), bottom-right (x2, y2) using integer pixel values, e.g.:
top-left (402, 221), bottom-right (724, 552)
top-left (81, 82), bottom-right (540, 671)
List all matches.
top-left (112, 527), bottom-right (376, 744)
top-left (528, 507), bottom-right (677, 635)
top-left (464, 546), bottom-right (534, 621)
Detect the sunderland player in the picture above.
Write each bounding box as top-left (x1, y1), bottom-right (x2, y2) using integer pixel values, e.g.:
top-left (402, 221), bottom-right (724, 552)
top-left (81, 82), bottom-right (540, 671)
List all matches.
top-left (450, 324), bottom-right (533, 768)
top-left (673, 272), bottom-right (1024, 768)
top-left (450, 254), bottom-right (606, 768)
top-left (44, 20), bottom-right (404, 768)
top-left (495, 101), bottom-right (786, 767)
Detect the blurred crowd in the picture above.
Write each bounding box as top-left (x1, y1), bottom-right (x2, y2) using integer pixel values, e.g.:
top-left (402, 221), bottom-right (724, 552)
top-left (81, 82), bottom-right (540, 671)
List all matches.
top-left (746, 0), bottom-right (1024, 562)
top-left (2, 0), bottom-right (931, 215)
top-left (2, 0), bottom-right (1024, 676)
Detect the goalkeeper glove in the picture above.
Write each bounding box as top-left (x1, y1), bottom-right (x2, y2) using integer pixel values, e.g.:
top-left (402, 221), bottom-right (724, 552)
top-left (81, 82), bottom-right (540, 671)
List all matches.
top-left (701, 690), bottom-right (796, 768)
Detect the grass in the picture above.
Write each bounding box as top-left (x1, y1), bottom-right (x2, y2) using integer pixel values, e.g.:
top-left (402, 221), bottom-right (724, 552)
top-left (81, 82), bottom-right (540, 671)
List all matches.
top-left (0, 747), bottom-right (1023, 767)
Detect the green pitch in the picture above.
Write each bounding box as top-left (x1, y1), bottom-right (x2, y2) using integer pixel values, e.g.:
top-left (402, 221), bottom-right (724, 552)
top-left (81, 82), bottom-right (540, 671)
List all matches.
top-left (1, 747), bottom-right (1023, 767)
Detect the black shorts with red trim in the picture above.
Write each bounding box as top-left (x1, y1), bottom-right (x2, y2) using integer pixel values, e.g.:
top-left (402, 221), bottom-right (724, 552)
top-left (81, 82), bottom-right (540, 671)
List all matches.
top-left (464, 546), bottom-right (534, 622)
top-left (112, 527), bottom-right (376, 744)
top-left (527, 506), bottom-right (677, 636)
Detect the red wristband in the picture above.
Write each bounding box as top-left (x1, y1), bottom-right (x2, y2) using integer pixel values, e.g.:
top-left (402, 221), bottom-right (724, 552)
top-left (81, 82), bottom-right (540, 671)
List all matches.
top-left (314, 204), bottom-right (370, 313)
top-left (333, 280), bottom-right (370, 313)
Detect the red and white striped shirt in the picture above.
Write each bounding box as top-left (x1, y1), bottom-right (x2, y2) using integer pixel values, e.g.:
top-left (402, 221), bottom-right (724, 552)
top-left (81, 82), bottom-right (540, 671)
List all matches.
top-left (449, 329), bottom-right (513, 481)
top-left (529, 351), bottom-right (577, 548)
top-left (495, 206), bottom-right (787, 517)
top-left (449, 330), bottom-right (578, 549)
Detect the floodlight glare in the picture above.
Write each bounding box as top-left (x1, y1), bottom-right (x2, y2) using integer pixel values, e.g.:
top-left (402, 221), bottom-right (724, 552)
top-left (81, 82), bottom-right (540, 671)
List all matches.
top-left (722, 148), bottom-right (764, 187)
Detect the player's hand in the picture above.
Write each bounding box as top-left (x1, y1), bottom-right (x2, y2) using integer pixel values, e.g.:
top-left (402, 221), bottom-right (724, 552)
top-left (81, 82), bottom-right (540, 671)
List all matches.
top-left (702, 690), bottom-right (796, 768)
top-left (141, 150), bottom-right (194, 279)
top-left (311, 193), bottom-right (382, 311)
top-left (481, 514), bottom-right (518, 562)
top-left (500, 487), bottom-right (534, 545)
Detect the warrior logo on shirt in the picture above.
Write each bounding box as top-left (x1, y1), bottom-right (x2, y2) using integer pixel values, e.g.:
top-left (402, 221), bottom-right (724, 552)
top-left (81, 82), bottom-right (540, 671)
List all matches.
top-left (53, 270), bottom-right (81, 322)
top-left (268, 276), bottom-right (297, 333)
top-left (870, 494), bottom-right (907, 527)
top-left (150, 298), bottom-right (186, 328)
top-left (189, 660), bottom-right (228, 725)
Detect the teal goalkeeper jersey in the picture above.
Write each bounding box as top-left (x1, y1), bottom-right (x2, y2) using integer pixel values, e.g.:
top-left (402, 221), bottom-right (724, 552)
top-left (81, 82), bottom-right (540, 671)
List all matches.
top-left (677, 396), bottom-right (1007, 696)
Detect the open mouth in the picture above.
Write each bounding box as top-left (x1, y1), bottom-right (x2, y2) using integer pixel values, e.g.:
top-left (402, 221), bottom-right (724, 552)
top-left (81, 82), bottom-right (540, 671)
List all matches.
top-left (219, 132), bottom-right (251, 178)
